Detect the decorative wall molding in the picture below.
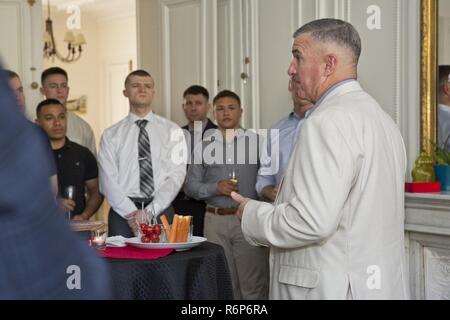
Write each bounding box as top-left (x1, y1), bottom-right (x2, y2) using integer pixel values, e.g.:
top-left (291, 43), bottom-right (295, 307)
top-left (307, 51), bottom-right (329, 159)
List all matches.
top-left (406, 193), bottom-right (450, 299)
top-left (211, 0), bottom-right (218, 97)
top-left (395, 0), bottom-right (402, 123)
top-left (407, 230), bottom-right (450, 299)
top-left (160, 0), bottom-right (204, 119)
top-left (0, 0), bottom-right (43, 117)
top-left (406, 193), bottom-right (450, 237)
top-left (424, 247), bottom-right (450, 299)
top-left (249, 0), bottom-right (260, 129)
top-left (334, 0), bottom-right (348, 20)
top-left (200, 0), bottom-right (207, 85)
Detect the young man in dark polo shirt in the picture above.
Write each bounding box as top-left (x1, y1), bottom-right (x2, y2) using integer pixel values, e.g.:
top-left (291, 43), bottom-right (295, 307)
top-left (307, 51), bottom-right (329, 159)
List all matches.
top-left (36, 99), bottom-right (103, 220)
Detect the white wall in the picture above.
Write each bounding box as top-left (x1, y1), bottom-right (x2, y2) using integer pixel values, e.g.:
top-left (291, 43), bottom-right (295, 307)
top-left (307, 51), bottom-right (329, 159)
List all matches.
top-left (257, 0), bottom-right (295, 129)
top-left (97, 15), bottom-right (137, 137)
top-left (439, 17), bottom-right (450, 65)
top-left (138, 0), bottom-right (216, 125)
top-left (137, 0), bottom-right (164, 116)
top-left (43, 4), bottom-right (137, 145)
top-left (43, 8), bottom-right (100, 134)
top-left (137, 0), bottom-right (421, 176)
top-left (440, 0), bottom-right (450, 65)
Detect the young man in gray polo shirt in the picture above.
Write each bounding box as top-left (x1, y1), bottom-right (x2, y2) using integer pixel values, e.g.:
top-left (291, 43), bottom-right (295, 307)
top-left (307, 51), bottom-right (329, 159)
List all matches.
top-left (184, 90), bottom-right (269, 300)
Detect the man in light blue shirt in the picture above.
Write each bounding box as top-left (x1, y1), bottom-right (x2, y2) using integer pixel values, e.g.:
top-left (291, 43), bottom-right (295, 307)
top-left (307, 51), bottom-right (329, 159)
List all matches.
top-left (256, 81), bottom-right (314, 202)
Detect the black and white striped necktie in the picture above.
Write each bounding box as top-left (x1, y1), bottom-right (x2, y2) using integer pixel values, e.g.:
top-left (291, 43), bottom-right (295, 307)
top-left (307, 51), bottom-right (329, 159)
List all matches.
top-left (136, 120), bottom-right (154, 198)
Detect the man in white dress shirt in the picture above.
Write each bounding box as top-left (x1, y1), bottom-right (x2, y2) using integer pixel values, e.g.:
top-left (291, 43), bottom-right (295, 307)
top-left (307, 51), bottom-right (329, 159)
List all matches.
top-left (40, 67), bottom-right (97, 155)
top-left (438, 65), bottom-right (450, 150)
top-left (98, 70), bottom-right (187, 237)
top-left (232, 19), bottom-right (409, 299)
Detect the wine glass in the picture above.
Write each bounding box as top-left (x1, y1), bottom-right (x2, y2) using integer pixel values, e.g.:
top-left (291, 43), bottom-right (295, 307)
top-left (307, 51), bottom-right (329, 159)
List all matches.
top-left (148, 202), bottom-right (157, 225)
top-left (229, 168), bottom-right (238, 185)
top-left (229, 168), bottom-right (239, 208)
top-left (90, 230), bottom-right (107, 251)
top-left (134, 202), bottom-right (151, 237)
top-left (64, 185), bottom-right (75, 220)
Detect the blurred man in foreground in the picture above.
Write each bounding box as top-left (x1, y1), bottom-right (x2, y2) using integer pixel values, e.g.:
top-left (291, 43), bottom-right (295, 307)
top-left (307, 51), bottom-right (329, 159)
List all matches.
top-left (0, 68), bottom-right (110, 299)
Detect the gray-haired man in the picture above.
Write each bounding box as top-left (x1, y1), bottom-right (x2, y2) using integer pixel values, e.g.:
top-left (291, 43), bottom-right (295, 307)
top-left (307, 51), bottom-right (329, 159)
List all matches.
top-left (232, 19), bottom-right (409, 300)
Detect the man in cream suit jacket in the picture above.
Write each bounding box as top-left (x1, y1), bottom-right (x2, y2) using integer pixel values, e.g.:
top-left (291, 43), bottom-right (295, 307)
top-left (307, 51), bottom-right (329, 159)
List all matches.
top-left (232, 19), bottom-right (409, 300)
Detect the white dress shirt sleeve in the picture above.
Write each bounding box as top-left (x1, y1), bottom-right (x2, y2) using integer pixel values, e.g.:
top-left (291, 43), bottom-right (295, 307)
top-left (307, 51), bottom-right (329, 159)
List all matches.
top-left (98, 132), bottom-right (136, 218)
top-left (255, 133), bottom-right (277, 196)
top-left (242, 112), bottom-right (356, 249)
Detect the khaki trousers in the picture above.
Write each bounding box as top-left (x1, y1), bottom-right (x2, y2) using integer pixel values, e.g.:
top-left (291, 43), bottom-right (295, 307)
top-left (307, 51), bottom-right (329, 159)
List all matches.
top-left (204, 211), bottom-right (269, 300)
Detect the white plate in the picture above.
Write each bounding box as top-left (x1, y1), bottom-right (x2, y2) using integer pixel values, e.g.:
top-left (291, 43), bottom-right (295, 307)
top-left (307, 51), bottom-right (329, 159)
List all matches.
top-left (125, 236), bottom-right (207, 251)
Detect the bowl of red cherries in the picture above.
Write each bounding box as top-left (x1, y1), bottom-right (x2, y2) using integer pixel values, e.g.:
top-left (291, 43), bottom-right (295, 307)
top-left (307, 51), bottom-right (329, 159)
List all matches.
top-left (139, 223), bottom-right (166, 243)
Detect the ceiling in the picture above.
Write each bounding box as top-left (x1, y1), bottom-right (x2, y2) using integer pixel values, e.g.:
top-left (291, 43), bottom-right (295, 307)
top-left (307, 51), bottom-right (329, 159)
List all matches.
top-left (42, 0), bottom-right (136, 20)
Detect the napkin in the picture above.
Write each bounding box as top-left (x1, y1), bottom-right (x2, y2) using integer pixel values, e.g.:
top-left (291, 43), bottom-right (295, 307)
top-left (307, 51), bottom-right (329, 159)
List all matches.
top-left (99, 246), bottom-right (173, 260)
top-left (106, 236), bottom-right (127, 247)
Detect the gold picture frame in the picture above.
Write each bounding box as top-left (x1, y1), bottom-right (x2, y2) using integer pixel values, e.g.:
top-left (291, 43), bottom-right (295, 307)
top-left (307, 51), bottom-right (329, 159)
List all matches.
top-left (421, 0), bottom-right (438, 155)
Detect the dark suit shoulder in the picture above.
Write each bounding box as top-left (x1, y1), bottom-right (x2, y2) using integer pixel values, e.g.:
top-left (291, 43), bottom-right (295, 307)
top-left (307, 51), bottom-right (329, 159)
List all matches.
top-left (205, 119), bottom-right (217, 131)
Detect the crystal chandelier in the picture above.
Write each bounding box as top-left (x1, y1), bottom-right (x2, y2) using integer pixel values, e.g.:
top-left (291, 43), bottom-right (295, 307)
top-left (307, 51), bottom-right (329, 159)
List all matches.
top-left (43, 1), bottom-right (86, 63)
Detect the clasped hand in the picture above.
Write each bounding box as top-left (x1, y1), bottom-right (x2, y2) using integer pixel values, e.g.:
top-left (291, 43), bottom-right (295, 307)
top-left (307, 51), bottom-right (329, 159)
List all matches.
top-left (126, 209), bottom-right (148, 237)
top-left (217, 180), bottom-right (239, 196)
top-left (58, 198), bottom-right (76, 213)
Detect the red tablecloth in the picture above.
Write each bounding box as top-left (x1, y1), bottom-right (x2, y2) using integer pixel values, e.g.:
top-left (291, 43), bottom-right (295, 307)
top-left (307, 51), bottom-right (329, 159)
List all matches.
top-left (100, 246), bottom-right (173, 260)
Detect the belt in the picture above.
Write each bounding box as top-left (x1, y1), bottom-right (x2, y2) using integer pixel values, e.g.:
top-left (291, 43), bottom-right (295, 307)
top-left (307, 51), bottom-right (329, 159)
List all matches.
top-left (129, 197), bottom-right (153, 209)
top-left (206, 206), bottom-right (238, 216)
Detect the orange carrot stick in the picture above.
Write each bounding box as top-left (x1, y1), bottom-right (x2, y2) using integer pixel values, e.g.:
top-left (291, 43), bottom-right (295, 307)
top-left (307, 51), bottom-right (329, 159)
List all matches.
top-left (169, 214), bottom-right (179, 243)
top-left (160, 214), bottom-right (171, 240)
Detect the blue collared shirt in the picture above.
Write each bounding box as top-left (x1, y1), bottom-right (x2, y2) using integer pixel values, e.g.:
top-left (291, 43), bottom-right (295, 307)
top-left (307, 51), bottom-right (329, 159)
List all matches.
top-left (256, 111), bottom-right (309, 195)
top-left (256, 79), bottom-right (356, 196)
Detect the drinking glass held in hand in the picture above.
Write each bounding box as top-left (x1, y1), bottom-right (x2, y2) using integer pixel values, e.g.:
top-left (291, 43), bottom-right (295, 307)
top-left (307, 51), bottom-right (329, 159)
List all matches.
top-left (60, 185), bottom-right (76, 220)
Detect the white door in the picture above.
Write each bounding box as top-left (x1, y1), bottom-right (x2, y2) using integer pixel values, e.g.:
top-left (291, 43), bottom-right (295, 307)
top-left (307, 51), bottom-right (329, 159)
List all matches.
top-left (161, 0), bottom-right (217, 126)
top-left (137, 0), bottom-right (216, 126)
top-left (104, 63), bottom-right (130, 129)
top-left (0, 0), bottom-right (43, 119)
top-left (217, 0), bottom-right (231, 93)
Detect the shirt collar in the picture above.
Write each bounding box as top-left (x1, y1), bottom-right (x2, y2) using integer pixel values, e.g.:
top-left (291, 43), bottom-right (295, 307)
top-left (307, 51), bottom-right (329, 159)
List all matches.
top-left (211, 128), bottom-right (246, 143)
top-left (315, 79), bottom-right (356, 109)
top-left (128, 111), bottom-right (154, 125)
top-left (54, 137), bottom-right (72, 152)
top-left (188, 119), bottom-right (208, 132)
top-left (289, 112), bottom-right (302, 121)
top-left (302, 79), bottom-right (355, 119)
top-left (439, 104), bottom-right (450, 114)
top-left (304, 107), bottom-right (316, 119)
top-left (291, 108), bottom-right (316, 121)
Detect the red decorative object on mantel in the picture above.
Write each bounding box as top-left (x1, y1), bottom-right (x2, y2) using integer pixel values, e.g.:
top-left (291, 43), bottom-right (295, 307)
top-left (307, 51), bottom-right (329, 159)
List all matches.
top-left (405, 182), bottom-right (441, 193)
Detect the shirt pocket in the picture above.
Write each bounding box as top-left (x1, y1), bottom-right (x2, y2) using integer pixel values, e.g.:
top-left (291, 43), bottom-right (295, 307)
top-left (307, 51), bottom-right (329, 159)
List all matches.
top-left (277, 246), bottom-right (322, 288)
top-left (72, 160), bottom-right (86, 181)
top-left (278, 265), bottom-right (320, 289)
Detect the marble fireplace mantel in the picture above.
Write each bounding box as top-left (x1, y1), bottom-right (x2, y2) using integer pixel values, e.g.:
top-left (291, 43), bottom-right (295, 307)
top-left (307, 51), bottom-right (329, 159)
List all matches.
top-left (405, 192), bottom-right (450, 300)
